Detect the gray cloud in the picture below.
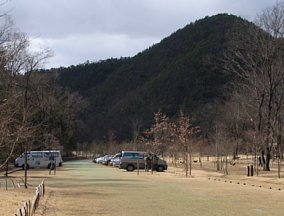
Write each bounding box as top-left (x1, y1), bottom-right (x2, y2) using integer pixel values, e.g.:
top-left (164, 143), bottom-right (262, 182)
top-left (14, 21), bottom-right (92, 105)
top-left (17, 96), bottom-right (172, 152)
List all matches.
top-left (30, 33), bottom-right (159, 68)
top-left (2, 0), bottom-right (277, 68)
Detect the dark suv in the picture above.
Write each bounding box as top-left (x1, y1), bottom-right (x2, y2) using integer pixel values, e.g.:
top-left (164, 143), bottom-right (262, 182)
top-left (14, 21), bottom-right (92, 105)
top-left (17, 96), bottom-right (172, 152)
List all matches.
top-left (119, 151), bottom-right (168, 172)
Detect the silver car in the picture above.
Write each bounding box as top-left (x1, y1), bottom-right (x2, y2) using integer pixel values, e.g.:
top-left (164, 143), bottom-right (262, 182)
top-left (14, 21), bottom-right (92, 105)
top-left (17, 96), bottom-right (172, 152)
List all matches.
top-left (119, 151), bottom-right (167, 172)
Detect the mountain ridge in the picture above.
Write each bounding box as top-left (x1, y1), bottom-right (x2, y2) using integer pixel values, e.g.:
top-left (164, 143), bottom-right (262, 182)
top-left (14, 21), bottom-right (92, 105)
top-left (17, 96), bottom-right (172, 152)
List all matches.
top-left (53, 14), bottom-right (257, 142)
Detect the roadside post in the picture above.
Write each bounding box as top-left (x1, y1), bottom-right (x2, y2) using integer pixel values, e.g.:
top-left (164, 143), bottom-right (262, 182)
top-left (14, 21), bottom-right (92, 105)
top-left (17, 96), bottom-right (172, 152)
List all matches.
top-left (247, 165), bottom-right (254, 176)
top-left (137, 159), bottom-right (139, 175)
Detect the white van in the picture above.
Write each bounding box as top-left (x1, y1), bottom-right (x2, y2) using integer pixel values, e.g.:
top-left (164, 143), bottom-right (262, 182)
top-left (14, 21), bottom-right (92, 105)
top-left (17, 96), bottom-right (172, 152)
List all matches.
top-left (15, 150), bottom-right (63, 169)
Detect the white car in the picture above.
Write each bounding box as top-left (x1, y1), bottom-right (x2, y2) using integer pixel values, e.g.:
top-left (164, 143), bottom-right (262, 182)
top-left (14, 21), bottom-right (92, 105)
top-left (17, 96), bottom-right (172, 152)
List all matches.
top-left (110, 153), bottom-right (122, 167)
top-left (111, 157), bottom-right (121, 167)
top-left (15, 150), bottom-right (63, 169)
top-left (95, 156), bottom-right (105, 164)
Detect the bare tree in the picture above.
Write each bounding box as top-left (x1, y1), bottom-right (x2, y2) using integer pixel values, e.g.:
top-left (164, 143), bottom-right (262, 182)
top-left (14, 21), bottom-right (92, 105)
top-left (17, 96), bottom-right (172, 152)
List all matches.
top-left (257, 1), bottom-right (284, 177)
top-left (0, 19), bottom-right (31, 169)
top-left (0, 15), bottom-right (54, 189)
top-left (129, 117), bottom-right (142, 151)
top-left (176, 111), bottom-right (200, 176)
top-left (256, 1), bottom-right (284, 38)
top-left (224, 2), bottom-right (284, 172)
top-left (146, 111), bottom-right (173, 156)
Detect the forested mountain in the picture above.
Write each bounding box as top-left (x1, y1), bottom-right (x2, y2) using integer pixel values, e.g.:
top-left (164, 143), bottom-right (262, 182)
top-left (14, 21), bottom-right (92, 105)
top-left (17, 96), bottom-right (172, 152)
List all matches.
top-left (52, 14), bottom-right (257, 143)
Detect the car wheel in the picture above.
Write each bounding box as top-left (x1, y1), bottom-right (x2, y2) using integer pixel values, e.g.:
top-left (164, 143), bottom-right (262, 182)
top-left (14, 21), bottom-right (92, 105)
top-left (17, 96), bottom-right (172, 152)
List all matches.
top-left (156, 165), bottom-right (164, 172)
top-left (126, 164), bottom-right (135, 172)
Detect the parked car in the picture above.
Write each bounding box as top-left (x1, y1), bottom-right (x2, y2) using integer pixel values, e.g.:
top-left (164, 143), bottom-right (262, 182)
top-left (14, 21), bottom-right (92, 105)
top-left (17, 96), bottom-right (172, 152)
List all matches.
top-left (92, 154), bottom-right (105, 163)
top-left (111, 157), bottom-right (121, 167)
top-left (101, 155), bottom-right (112, 165)
top-left (95, 155), bottom-right (106, 164)
top-left (15, 150), bottom-right (63, 169)
top-left (119, 151), bottom-right (167, 172)
top-left (110, 153), bottom-right (122, 167)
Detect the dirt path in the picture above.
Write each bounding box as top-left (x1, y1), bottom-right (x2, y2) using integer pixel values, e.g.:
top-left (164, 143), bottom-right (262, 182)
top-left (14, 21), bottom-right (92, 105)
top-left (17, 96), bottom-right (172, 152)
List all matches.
top-left (26, 160), bottom-right (284, 216)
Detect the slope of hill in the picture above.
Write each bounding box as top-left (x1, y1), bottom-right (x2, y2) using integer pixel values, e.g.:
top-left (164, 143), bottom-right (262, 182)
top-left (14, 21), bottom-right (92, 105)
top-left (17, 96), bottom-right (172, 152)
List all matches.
top-left (54, 14), bottom-right (255, 142)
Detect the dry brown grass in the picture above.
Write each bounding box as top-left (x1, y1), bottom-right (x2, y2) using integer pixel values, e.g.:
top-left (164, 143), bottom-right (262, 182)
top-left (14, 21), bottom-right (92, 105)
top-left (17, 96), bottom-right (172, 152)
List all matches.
top-left (2, 158), bottom-right (284, 216)
top-left (0, 178), bottom-right (34, 216)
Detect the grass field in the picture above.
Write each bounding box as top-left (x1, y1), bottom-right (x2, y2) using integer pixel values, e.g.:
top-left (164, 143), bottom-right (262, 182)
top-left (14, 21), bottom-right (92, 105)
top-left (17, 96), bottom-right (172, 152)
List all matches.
top-left (2, 158), bottom-right (284, 216)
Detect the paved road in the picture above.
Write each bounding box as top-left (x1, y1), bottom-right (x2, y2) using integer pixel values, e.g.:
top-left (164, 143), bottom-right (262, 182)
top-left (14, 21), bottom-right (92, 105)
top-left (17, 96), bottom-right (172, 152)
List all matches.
top-left (39, 160), bottom-right (284, 216)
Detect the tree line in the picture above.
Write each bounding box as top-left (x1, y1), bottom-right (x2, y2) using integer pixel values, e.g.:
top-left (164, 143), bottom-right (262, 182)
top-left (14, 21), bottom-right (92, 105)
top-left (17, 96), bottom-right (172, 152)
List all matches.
top-left (0, 16), bottom-right (81, 171)
top-left (90, 2), bottom-right (284, 176)
top-left (222, 2), bottom-right (284, 172)
top-left (1, 2), bottom-right (284, 179)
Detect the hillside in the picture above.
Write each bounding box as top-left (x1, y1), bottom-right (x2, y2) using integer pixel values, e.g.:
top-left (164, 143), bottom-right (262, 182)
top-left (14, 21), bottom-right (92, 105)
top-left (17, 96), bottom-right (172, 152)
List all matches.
top-left (54, 14), bottom-right (256, 142)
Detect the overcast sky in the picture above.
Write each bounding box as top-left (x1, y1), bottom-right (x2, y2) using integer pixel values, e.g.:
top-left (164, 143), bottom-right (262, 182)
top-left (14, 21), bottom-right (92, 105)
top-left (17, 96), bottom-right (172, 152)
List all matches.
top-left (1, 0), bottom-right (277, 69)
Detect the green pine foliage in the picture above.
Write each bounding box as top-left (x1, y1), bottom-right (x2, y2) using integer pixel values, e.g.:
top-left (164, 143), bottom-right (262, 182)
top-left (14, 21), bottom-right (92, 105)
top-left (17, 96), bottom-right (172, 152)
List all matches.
top-left (51, 14), bottom-right (258, 142)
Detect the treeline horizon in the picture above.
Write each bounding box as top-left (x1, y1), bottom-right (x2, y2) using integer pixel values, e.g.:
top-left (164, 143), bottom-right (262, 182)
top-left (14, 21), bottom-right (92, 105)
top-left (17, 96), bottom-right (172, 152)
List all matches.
top-left (1, 2), bottom-right (284, 174)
